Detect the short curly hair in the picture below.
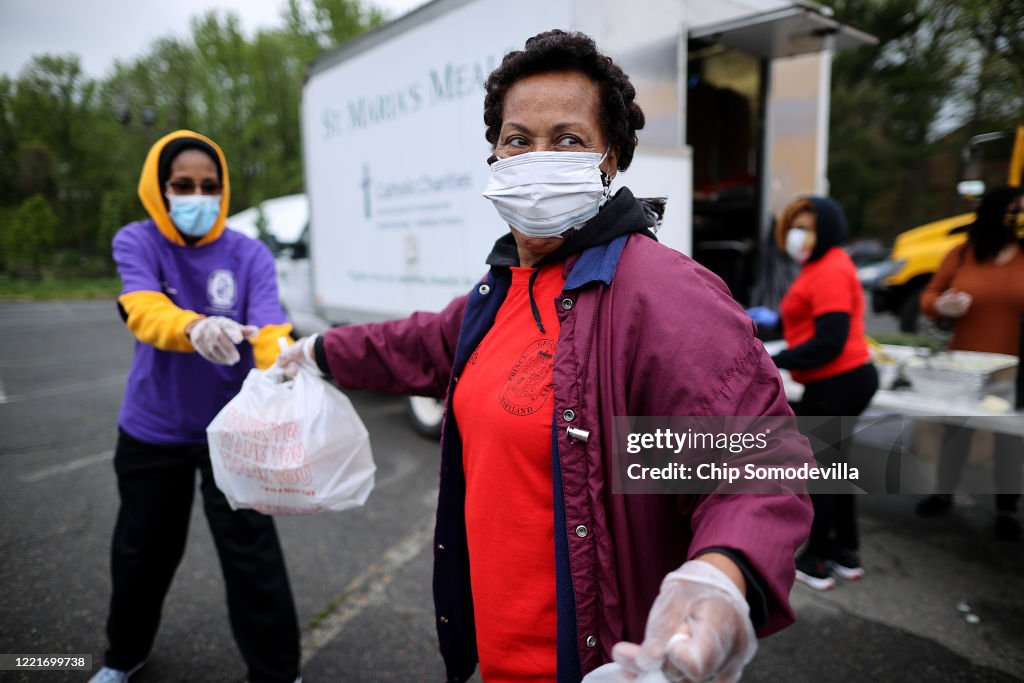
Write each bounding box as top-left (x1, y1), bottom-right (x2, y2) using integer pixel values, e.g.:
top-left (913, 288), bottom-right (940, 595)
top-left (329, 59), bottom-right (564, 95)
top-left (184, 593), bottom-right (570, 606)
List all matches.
top-left (483, 30), bottom-right (645, 171)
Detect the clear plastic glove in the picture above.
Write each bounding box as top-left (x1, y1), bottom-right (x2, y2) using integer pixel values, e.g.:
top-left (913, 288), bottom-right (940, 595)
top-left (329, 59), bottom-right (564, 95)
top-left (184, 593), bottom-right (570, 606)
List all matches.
top-left (934, 289), bottom-right (972, 318)
top-left (610, 560), bottom-right (757, 683)
top-left (583, 662), bottom-right (669, 683)
top-left (188, 316), bottom-right (258, 366)
top-left (745, 306), bottom-right (779, 328)
top-left (276, 334), bottom-right (319, 378)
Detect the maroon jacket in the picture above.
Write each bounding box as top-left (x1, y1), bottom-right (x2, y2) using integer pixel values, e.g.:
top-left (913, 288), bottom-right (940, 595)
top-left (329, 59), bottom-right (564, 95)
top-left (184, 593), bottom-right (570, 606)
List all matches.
top-left (320, 231), bottom-right (813, 682)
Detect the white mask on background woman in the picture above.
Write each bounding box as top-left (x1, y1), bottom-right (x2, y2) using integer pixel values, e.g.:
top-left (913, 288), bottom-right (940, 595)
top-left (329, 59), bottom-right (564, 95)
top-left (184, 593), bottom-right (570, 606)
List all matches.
top-left (785, 227), bottom-right (812, 263)
top-left (482, 150), bottom-right (611, 238)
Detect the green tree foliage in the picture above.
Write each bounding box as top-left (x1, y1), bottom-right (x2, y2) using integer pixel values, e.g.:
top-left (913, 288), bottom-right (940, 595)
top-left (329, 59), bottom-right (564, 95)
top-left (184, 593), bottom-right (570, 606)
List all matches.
top-left (2, 194), bottom-right (57, 277)
top-left (96, 189), bottom-right (132, 259)
top-left (829, 0), bottom-right (1024, 239)
top-left (0, 0), bottom-right (384, 276)
top-left (16, 141), bottom-right (57, 197)
top-left (9, 55), bottom-right (103, 253)
top-left (3, 0), bottom-right (1018, 263)
top-left (0, 77), bottom-right (17, 203)
top-left (829, 0), bottom-right (960, 236)
top-left (955, 0), bottom-right (1024, 129)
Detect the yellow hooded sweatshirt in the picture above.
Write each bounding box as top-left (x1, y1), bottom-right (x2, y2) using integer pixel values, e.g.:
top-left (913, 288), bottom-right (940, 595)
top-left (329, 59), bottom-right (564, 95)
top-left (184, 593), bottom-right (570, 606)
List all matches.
top-left (117, 130), bottom-right (292, 369)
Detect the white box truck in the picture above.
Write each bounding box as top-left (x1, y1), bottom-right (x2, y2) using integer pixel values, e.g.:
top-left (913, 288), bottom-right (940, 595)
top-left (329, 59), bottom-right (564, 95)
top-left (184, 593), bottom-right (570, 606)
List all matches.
top-left (298, 0), bottom-right (873, 433)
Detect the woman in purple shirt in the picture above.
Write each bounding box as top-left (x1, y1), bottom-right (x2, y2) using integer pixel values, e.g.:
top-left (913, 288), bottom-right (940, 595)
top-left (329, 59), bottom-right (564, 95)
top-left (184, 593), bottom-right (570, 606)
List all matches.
top-left (89, 130), bottom-right (301, 683)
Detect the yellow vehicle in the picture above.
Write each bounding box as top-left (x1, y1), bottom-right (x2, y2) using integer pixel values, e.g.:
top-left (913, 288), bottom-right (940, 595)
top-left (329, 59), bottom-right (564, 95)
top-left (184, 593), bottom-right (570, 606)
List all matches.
top-left (872, 123), bottom-right (1024, 332)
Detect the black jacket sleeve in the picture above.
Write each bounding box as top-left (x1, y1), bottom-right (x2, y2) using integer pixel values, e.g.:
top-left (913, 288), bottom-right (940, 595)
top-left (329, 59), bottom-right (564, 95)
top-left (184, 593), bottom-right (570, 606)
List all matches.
top-left (314, 334), bottom-right (332, 377)
top-left (695, 547), bottom-right (769, 630)
top-left (771, 312), bottom-right (850, 370)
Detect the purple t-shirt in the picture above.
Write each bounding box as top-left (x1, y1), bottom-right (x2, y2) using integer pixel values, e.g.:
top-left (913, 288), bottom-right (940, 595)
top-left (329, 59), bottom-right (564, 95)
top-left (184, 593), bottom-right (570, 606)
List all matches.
top-left (114, 219), bottom-right (287, 445)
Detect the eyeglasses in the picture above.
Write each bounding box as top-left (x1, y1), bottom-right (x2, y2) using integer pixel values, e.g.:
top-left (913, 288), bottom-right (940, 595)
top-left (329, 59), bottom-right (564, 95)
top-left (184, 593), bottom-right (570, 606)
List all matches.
top-left (167, 179), bottom-right (222, 195)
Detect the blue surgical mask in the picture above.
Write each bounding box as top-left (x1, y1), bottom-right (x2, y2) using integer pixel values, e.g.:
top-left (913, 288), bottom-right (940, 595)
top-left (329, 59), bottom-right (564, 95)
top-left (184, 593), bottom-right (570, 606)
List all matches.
top-left (166, 194), bottom-right (221, 237)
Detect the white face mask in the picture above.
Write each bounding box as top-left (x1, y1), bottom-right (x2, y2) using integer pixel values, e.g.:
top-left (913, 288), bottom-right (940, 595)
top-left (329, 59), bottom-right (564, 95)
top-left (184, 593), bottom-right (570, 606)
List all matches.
top-left (785, 227), bottom-right (811, 263)
top-left (482, 150), bottom-right (611, 238)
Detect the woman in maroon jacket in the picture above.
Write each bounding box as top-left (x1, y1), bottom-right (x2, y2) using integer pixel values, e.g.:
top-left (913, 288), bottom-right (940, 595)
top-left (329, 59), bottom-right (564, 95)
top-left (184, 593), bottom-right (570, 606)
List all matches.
top-left (282, 30), bottom-right (812, 683)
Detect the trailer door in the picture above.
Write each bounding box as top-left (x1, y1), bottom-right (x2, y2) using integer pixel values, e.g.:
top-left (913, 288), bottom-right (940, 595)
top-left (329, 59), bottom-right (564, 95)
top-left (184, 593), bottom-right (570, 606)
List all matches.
top-left (686, 4), bottom-right (875, 304)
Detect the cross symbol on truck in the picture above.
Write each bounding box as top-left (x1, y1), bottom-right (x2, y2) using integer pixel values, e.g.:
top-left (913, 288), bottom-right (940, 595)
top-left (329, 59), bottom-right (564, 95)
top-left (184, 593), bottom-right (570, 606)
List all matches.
top-left (362, 163), bottom-right (372, 219)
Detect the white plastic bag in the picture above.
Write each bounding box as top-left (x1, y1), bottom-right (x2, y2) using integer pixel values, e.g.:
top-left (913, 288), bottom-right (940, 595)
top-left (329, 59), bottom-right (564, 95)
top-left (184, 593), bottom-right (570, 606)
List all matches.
top-left (207, 366), bottom-right (375, 514)
top-left (582, 663), bottom-right (669, 683)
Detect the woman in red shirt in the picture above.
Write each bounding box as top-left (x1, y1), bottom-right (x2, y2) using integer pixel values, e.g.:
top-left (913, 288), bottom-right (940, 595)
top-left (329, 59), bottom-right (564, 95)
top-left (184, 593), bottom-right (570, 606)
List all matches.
top-left (771, 196), bottom-right (879, 590)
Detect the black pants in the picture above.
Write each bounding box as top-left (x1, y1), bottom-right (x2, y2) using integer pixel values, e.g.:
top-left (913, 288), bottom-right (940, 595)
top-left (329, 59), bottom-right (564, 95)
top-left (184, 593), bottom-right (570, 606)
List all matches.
top-left (105, 430), bottom-right (301, 683)
top-left (935, 424), bottom-right (1022, 513)
top-left (797, 363), bottom-right (879, 555)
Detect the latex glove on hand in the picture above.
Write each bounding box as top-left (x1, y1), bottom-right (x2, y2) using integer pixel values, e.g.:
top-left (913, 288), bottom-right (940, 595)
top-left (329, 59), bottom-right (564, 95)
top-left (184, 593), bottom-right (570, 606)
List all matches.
top-left (610, 560), bottom-right (757, 683)
top-left (582, 663), bottom-right (669, 683)
top-left (934, 289), bottom-right (972, 318)
top-left (188, 316), bottom-right (258, 366)
top-left (276, 334), bottom-right (319, 377)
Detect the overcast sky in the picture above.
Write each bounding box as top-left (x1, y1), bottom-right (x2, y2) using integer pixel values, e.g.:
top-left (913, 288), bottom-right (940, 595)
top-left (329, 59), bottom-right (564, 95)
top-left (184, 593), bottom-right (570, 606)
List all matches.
top-left (0, 0), bottom-right (428, 80)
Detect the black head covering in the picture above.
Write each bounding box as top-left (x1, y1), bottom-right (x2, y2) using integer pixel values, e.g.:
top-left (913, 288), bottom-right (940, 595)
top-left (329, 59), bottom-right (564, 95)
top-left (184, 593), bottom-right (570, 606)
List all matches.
top-left (157, 137), bottom-right (222, 191)
top-left (968, 185), bottom-right (1024, 262)
top-left (973, 185), bottom-right (1022, 227)
top-left (806, 196), bottom-right (848, 263)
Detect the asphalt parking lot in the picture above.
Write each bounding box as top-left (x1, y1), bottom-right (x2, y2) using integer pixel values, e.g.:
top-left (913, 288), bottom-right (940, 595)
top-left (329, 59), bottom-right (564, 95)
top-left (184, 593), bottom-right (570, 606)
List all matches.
top-left (0, 300), bottom-right (1021, 682)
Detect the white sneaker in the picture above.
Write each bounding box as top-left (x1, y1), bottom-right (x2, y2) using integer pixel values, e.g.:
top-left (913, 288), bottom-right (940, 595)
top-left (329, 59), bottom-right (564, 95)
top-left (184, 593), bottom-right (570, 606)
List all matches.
top-left (87, 660), bottom-right (145, 683)
top-left (87, 668), bottom-right (128, 683)
top-left (828, 547), bottom-right (865, 581)
top-left (794, 554), bottom-right (836, 591)
top-left (795, 568), bottom-right (836, 591)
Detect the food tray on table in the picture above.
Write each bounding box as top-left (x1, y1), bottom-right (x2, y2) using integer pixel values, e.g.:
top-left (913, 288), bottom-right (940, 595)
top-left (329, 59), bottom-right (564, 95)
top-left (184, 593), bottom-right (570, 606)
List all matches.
top-left (869, 344), bottom-right (922, 390)
top-left (902, 351), bottom-right (1018, 400)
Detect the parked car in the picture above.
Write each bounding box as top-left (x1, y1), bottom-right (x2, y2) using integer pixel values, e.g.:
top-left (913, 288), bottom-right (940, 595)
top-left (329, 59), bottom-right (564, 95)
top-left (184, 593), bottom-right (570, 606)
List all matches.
top-left (870, 214), bottom-right (971, 330)
top-left (228, 194), bottom-right (321, 337)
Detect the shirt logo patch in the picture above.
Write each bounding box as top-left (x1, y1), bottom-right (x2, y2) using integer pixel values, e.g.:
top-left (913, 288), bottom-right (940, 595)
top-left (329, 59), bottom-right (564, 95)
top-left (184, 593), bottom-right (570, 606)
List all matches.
top-left (498, 339), bottom-right (557, 416)
top-left (208, 269), bottom-right (237, 310)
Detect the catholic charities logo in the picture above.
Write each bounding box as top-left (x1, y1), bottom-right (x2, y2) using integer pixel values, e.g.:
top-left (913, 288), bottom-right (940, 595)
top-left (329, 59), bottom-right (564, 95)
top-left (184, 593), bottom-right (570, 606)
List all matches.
top-left (208, 269), bottom-right (237, 310)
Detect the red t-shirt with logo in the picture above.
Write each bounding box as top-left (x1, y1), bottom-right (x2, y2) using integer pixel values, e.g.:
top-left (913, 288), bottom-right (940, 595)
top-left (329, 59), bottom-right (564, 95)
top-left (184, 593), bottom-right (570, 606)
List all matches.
top-left (453, 264), bottom-right (564, 682)
top-left (780, 246), bottom-right (869, 383)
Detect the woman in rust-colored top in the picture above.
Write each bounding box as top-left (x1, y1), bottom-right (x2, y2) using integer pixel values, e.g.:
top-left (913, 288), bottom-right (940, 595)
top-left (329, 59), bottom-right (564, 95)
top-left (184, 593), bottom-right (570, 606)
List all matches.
top-left (921, 189), bottom-right (1024, 355)
top-left (917, 185), bottom-right (1024, 540)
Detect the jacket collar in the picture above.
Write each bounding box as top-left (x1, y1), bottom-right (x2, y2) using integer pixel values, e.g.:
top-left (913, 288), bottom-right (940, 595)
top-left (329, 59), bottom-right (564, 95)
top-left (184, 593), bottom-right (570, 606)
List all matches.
top-left (562, 234), bottom-right (631, 289)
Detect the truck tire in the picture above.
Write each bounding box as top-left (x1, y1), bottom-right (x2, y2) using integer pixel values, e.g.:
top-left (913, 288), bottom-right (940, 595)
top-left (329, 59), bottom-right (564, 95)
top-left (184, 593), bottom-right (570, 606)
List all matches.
top-left (407, 395), bottom-right (444, 439)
